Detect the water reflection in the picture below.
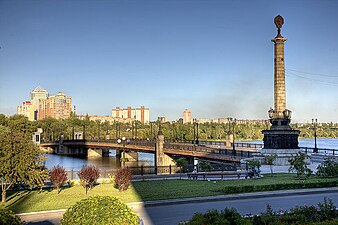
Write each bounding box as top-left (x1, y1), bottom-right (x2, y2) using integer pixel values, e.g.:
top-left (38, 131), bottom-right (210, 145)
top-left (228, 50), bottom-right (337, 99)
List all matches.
top-left (44, 150), bottom-right (154, 170)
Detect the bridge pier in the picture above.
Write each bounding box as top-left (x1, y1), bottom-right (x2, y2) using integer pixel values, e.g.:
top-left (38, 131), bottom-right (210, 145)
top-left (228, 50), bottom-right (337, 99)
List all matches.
top-left (116, 150), bottom-right (138, 162)
top-left (155, 130), bottom-right (175, 174)
top-left (226, 134), bottom-right (233, 148)
top-left (88, 148), bottom-right (109, 157)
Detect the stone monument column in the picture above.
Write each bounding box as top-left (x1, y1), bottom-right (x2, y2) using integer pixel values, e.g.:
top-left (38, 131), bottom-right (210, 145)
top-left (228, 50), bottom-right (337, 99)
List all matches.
top-left (273, 35), bottom-right (287, 118)
top-left (260, 15), bottom-right (300, 165)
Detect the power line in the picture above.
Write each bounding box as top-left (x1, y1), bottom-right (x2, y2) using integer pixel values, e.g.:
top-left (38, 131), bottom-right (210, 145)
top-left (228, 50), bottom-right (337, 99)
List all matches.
top-left (285, 71), bottom-right (338, 86)
top-left (286, 69), bottom-right (338, 78)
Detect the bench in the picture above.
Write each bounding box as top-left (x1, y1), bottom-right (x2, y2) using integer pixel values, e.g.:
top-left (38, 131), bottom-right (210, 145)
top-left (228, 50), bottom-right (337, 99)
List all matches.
top-left (187, 170), bottom-right (247, 180)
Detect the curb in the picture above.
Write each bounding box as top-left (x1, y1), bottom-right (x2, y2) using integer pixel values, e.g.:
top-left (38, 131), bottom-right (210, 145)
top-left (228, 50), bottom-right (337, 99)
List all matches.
top-left (17, 209), bottom-right (66, 216)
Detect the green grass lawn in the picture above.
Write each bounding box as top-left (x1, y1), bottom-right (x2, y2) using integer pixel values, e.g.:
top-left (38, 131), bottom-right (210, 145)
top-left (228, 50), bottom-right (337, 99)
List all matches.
top-left (3, 173), bottom-right (338, 214)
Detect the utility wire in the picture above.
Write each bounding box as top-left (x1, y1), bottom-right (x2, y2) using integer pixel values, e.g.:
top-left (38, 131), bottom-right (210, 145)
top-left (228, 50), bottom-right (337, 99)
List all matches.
top-left (285, 71), bottom-right (338, 86)
top-left (286, 69), bottom-right (338, 78)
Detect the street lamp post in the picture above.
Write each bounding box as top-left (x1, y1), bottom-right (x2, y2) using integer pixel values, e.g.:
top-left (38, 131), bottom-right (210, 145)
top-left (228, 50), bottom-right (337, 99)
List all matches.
top-left (82, 125), bottom-right (86, 140)
top-left (106, 122), bottom-right (109, 139)
top-left (312, 119), bottom-right (318, 153)
top-left (230, 118), bottom-right (237, 156)
top-left (135, 120), bottom-right (137, 140)
top-left (196, 120), bottom-right (199, 145)
top-left (193, 118), bottom-right (196, 145)
top-left (117, 136), bottom-right (129, 167)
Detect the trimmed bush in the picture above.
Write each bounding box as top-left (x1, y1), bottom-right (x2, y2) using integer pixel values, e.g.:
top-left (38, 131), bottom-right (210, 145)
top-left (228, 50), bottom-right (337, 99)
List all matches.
top-left (49, 165), bottom-right (68, 193)
top-left (77, 165), bottom-right (100, 194)
top-left (114, 167), bottom-right (132, 191)
top-left (218, 180), bottom-right (338, 194)
top-left (60, 196), bottom-right (139, 225)
top-left (0, 207), bottom-right (23, 225)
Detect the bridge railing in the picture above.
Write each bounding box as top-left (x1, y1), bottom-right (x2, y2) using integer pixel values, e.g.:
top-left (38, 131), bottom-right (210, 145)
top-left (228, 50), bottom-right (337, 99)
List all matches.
top-left (62, 163), bottom-right (239, 179)
top-left (234, 142), bottom-right (264, 149)
top-left (164, 143), bottom-right (254, 159)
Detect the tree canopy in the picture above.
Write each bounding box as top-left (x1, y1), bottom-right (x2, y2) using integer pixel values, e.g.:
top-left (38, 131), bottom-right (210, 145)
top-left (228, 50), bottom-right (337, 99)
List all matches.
top-left (0, 116), bottom-right (48, 203)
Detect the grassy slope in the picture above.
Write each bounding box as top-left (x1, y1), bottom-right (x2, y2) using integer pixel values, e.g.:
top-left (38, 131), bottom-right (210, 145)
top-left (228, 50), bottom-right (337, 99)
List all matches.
top-left (4, 174), bottom-right (338, 213)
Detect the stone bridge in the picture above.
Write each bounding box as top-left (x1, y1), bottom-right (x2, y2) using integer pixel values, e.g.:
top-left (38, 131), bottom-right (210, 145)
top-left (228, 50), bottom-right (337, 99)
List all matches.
top-left (40, 136), bottom-right (260, 165)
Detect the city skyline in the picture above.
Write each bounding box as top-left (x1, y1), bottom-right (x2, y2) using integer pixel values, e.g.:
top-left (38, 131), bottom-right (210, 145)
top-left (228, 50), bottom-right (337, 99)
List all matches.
top-left (1, 0), bottom-right (338, 122)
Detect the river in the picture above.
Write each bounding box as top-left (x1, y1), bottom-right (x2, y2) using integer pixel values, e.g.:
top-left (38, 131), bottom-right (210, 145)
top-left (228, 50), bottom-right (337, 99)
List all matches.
top-left (44, 138), bottom-right (338, 171)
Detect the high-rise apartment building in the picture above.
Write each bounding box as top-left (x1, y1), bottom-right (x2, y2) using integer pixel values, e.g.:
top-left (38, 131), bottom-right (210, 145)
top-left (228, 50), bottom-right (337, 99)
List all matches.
top-left (30, 87), bottom-right (49, 120)
top-left (17, 87), bottom-right (49, 121)
top-left (183, 109), bottom-right (192, 124)
top-left (17, 101), bottom-right (34, 120)
top-left (112, 106), bottom-right (150, 124)
top-left (38, 92), bottom-right (72, 120)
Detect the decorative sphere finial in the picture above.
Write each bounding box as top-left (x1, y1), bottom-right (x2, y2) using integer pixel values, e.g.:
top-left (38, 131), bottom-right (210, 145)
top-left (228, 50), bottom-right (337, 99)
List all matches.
top-left (274, 15), bottom-right (284, 37)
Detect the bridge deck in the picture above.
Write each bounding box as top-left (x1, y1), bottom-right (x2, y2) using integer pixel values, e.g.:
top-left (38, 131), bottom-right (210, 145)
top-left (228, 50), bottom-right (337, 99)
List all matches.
top-left (40, 140), bottom-right (255, 163)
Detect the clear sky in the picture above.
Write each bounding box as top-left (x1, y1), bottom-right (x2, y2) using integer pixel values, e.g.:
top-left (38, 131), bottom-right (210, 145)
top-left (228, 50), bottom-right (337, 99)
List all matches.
top-left (0, 0), bottom-right (337, 122)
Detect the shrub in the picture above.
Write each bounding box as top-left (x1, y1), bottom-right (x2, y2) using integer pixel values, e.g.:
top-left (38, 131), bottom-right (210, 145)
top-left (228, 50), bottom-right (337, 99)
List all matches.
top-left (317, 197), bottom-right (337, 221)
top-left (49, 165), bottom-right (68, 193)
top-left (77, 165), bottom-right (100, 194)
top-left (185, 207), bottom-right (250, 225)
top-left (316, 157), bottom-right (338, 177)
top-left (288, 152), bottom-right (312, 178)
top-left (61, 196), bottom-right (139, 225)
top-left (0, 206), bottom-right (23, 225)
top-left (199, 161), bottom-right (212, 172)
top-left (114, 167), bottom-right (132, 191)
top-left (184, 200), bottom-right (338, 225)
top-left (247, 159), bottom-right (261, 170)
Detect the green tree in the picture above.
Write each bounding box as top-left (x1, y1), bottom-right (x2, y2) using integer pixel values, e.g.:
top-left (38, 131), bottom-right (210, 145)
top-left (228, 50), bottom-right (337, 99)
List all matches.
top-left (247, 159), bottom-right (261, 170)
top-left (288, 152), bottom-right (312, 178)
top-left (199, 161), bottom-right (212, 172)
top-left (264, 154), bottom-right (277, 176)
top-left (0, 117), bottom-right (48, 203)
top-left (174, 157), bottom-right (188, 179)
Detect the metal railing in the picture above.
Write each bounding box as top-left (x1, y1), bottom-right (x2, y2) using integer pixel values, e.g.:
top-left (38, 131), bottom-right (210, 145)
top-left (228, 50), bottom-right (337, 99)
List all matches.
top-left (301, 147), bottom-right (336, 156)
top-left (63, 163), bottom-right (239, 179)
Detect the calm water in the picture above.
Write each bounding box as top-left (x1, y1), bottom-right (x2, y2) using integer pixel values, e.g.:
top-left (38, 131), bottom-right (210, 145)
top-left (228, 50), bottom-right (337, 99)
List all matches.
top-left (44, 150), bottom-right (154, 170)
top-left (245, 138), bottom-right (338, 149)
top-left (44, 138), bottom-right (338, 170)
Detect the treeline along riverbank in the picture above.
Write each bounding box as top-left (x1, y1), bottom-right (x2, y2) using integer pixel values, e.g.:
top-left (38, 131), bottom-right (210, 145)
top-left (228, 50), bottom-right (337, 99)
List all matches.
top-left (1, 114), bottom-right (337, 142)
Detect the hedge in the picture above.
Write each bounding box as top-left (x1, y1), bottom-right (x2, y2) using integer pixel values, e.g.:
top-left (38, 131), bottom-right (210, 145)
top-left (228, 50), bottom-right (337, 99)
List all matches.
top-left (217, 180), bottom-right (338, 194)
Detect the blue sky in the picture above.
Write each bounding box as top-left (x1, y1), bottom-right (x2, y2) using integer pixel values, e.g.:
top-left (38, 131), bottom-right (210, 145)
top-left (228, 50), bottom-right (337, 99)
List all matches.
top-left (0, 0), bottom-right (337, 122)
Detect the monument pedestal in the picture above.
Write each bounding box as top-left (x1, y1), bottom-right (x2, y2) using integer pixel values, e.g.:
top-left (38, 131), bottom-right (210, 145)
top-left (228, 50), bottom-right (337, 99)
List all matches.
top-left (262, 129), bottom-right (300, 149)
top-left (260, 122), bottom-right (300, 166)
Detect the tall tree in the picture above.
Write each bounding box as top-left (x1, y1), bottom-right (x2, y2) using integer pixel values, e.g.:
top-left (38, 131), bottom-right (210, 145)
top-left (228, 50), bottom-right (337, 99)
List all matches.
top-left (0, 117), bottom-right (48, 203)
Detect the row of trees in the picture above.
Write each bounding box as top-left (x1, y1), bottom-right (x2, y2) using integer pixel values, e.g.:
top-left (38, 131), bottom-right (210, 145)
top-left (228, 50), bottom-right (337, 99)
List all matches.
top-left (2, 114), bottom-right (337, 142)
